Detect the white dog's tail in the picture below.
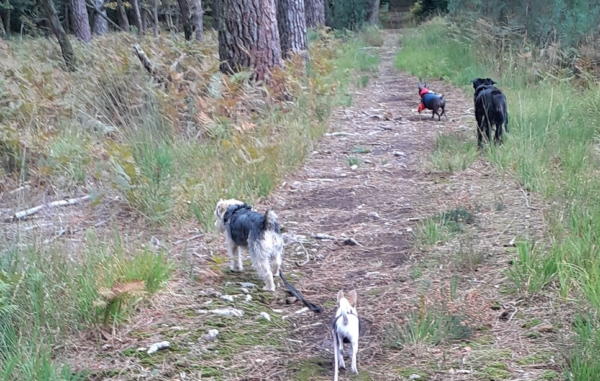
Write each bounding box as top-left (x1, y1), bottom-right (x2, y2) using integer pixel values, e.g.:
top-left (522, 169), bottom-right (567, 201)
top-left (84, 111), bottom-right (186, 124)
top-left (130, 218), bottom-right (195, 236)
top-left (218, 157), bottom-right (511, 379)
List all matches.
top-left (341, 309), bottom-right (349, 326)
top-left (264, 209), bottom-right (278, 230)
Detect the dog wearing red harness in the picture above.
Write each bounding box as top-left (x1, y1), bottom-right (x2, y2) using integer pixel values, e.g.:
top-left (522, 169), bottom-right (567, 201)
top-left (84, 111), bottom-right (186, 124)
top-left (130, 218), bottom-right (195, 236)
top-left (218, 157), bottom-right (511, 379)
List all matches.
top-left (418, 81), bottom-right (447, 121)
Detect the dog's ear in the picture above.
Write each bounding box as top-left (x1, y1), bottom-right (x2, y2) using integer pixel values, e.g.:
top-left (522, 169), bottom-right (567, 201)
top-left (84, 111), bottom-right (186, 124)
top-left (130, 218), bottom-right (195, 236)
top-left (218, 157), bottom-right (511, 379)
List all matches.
top-left (348, 290), bottom-right (357, 307)
top-left (215, 200), bottom-right (228, 217)
top-left (418, 82), bottom-right (422, 90)
top-left (472, 78), bottom-right (480, 88)
top-left (337, 290), bottom-right (345, 304)
top-left (491, 79), bottom-right (497, 85)
top-left (424, 81), bottom-right (428, 88)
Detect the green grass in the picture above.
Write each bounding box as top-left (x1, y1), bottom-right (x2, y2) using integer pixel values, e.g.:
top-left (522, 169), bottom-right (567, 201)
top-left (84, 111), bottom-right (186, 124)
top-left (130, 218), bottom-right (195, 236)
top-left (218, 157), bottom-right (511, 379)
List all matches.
top-left (395, 16), bottom-right (600, 378)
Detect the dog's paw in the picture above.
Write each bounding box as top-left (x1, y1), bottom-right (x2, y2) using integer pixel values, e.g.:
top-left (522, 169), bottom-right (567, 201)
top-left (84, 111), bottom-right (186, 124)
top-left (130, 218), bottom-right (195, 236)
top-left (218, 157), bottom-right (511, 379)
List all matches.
top-left (262, 286), bottom-right (275, 292)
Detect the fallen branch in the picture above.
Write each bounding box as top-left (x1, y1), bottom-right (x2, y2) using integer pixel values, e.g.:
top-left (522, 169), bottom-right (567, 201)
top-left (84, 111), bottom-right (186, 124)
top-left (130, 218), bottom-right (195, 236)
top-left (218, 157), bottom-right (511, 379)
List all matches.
top-left (133, 44), bottom-right (166, 83)
top-left (7, 195), bottom-right (91, 222)
top-left (173, 234), bottom-right (204, 246)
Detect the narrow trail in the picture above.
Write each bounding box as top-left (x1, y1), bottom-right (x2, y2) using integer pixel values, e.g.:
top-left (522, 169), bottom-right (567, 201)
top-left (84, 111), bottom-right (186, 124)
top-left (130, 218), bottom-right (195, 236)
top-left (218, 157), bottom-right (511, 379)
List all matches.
top-left (259, 30), bottom-right (557, 380)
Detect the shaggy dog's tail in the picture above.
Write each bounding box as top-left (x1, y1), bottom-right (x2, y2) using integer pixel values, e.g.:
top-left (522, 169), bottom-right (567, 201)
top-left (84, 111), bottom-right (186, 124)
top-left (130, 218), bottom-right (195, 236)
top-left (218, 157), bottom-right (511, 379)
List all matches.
top-left (263, 209), bottom-right (278, 231)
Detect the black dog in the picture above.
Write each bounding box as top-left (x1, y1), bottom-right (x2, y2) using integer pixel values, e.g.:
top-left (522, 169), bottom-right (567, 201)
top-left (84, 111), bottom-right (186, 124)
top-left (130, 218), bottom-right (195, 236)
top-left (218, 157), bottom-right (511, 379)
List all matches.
top-left (472, 78), bottom-right (509, 147)
top-left (418, 81), bottom-right (447, 121)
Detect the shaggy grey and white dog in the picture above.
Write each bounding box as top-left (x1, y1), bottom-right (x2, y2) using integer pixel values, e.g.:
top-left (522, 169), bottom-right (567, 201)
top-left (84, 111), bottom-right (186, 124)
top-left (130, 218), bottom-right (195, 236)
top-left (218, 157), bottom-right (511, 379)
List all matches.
top-left (214, 199), bottom-right (283, 291)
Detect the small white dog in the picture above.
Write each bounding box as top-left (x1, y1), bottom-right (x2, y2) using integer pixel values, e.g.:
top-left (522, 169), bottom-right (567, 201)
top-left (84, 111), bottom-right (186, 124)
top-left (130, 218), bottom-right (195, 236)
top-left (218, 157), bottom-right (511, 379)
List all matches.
top-left (333, 290), bottom-right (360, 379)
top-left (214, 199), bottom-right (283, 291)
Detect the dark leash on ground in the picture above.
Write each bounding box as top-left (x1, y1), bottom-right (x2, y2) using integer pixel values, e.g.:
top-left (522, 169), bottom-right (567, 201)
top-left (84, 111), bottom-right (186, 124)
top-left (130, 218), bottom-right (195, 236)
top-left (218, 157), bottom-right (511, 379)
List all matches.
top-left (279, 269), bottom-right (323, 313)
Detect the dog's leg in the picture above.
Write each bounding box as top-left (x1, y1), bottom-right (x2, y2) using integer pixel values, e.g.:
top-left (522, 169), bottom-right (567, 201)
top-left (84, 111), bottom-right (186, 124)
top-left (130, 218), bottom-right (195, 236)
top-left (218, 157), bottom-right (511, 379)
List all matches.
top-left (350, 336), bottom-right (359, 374)
top-left (336, 332), bottom-right (346, 369)
top-left (271, 253), bottom-right (282, 289)
top-left (226, 235), bottom-right (243, 272)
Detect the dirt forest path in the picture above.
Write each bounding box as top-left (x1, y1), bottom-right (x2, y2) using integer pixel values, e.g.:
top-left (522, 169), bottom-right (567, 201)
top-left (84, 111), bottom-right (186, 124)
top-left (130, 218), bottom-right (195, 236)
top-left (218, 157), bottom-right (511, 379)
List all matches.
top-left (60, 29), bottom-right (561, 381)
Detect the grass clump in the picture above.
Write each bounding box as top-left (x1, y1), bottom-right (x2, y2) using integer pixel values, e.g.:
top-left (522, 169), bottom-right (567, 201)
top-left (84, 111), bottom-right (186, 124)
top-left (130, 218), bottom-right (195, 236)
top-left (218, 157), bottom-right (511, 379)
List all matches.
top-left (387, 283), bottom-right (490, 348)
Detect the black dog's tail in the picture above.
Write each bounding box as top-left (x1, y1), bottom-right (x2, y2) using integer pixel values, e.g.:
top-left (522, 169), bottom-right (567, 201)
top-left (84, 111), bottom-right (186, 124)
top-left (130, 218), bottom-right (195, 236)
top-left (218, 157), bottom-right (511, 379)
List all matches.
top-left (279, 269), bottom-right (323, 313)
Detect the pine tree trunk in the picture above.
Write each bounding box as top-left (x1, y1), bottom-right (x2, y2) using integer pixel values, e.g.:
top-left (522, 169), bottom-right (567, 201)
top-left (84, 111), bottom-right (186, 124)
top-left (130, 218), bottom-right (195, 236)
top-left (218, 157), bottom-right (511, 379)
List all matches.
top-left (1, 0), bottom-right (10, 37)
top-left (176, 0), bottom-right (192, 39)
top-left (70, 0), bottom-right (92, 42)
top-left (192, 0), bottom-right (203, 41)
top-left (131, 0), bottom-right (144, 35)
top-left (40, 0), bottom-right (77, 71)
top-left (304, 0), bottom-right (325, 28)
top-left (368, 0), bottom-right (380, 24)
top-left (218, 0), bottom-right (282, 81)
top-left (141, 7), bottom-right (148, 32)
top-left (0, 11), bottom-right (5, 38)
top-left (92, 0), bottom-right (108, 35)
top-left (152, 0), bottom-right (159, 36)
top-left (115, 0), bottom-right (130, 31)
top-left (278, 0), bottom-right (307, 58)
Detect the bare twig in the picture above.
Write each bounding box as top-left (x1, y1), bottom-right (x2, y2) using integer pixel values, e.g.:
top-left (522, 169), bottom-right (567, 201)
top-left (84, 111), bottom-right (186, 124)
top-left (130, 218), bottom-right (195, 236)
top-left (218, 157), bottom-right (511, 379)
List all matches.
top-left (133, 44), bottom-right (166, 83)
top-left (173, 234), bottom-right (204, 246)
top-left (7, 195), bottom-right (91, 222)
top-left (283, 232), bottom-right (310, 266)
top-left (520, 188), bottom-right (540, 210)
top-left (507, 307), bottom-right (518, 323)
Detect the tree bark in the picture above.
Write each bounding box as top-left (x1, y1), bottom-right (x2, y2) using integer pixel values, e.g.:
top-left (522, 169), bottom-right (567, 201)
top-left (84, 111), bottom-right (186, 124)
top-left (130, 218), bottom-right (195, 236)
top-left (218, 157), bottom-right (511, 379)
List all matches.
top-left (0, 10), bottom-right (5, 38)
top-left (40, 0), bottom-right (77, 71)
top-left (192, 0), bottom-right (203, 41)
top-left (130, 0), bottom-right (144, 35)
top-left (1, 0), bottom-right (10, 37)
top-left (115, 0), bottom-right (130, 31)
top-left (218, 0), bottom-right (282, 81)
top-left (152, 0), bottom-right (159, 36)
top-left (141, 7), bottom-right (148, 32)
top-left (92, 0), bottom-right (108, 34)
top-left (368, 0), bottom-right (380, 24)
top-left (277, 0), bottom-right (307, 58)
top-left (70, 0), bottom-right (92, 42)
top-left (176, 0), bottom-right (192, 39)
top-left (304, 0), bottom-right (325, 28)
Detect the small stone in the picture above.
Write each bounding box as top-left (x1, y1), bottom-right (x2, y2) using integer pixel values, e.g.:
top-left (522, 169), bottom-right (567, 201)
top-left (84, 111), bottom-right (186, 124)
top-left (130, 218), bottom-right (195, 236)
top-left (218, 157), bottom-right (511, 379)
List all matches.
top-left (245, 294), bottom-right (253, 302)
top-left (211, 308), bottom-right (244, 317)
top-left (351, 165), bottom-right (358, 170)
top-left (147, 341), bottom-right (170, 355)
top-left (201, 329), bottom-right (219, 342)
top-left (240, 282), bottom-right (258, 288)
top-left (408, 375), bottom-right (421, 380)
top-left (241, 287), bottom-right (250, 294)
top-left (220, 295), bottom-right (235, 302)
top-left (393, 151), bottom-right (405, 157)
top-left (260, 312), bottom-right (272, 321)
top-left (286, 297), bottom-right (298, 304)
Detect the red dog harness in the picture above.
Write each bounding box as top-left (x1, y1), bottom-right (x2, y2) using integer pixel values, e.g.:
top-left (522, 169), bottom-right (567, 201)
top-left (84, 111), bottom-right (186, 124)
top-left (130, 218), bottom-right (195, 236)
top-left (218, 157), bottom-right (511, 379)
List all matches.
top-left (418, 88), bottom-right (429, 113)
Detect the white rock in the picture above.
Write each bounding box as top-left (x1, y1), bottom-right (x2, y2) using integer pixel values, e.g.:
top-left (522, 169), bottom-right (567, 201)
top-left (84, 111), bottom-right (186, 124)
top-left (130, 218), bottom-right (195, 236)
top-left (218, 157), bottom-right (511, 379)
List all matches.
top-left (408, 375), bottom-right (421, 380)
top-left (220, 295), bottom-right (235, 302)
top-left (260, 312), bottom-right (272, 321)
top-left (147, 341), bottom-right (170, 355)
top-left (211, 308), bottom-right (244, 317)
